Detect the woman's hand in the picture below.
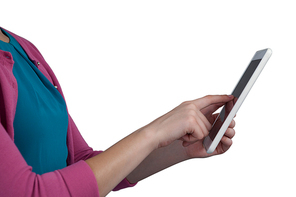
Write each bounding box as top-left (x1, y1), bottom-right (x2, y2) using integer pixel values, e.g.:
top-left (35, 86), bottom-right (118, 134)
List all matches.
top-left (183, 96), bottom-right (236, 158)
top-left (127, 95), bottom-right (236, 184)
top-left (146, 95), bottom-right (234, 149)
top-left (184, 116), bottom-right (236, 158)
top-left (87, 95), bottom-right (236, 195)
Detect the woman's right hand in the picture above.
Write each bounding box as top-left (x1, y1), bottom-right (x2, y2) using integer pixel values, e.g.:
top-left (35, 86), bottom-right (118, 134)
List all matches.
top-left (146, 95), bottom-right (234, 149)
top-left (86, 94), bottom-right (234, 197)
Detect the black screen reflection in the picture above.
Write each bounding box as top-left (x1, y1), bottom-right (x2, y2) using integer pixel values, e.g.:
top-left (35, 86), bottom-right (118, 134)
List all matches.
top-left (209, 97), bottom-right (237, 141)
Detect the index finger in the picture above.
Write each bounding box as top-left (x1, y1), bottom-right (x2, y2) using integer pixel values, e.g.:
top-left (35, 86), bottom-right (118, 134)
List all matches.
top-left (195, 95), bottom-right (234, 110)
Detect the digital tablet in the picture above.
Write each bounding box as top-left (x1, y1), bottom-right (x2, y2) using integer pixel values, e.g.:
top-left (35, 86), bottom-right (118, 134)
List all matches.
top-left (203, 48), bottom-right (272, 154)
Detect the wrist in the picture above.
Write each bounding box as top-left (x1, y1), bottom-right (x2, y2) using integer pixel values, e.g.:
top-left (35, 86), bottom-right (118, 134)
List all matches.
top-left (137, 125), bottom-right (159, 152)
top-left (177, 141), bottom-right (192, 161)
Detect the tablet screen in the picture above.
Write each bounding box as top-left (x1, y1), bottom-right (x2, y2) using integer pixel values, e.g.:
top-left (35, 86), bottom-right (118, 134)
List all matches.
top-left (209, 59), bottom-right (262, 141)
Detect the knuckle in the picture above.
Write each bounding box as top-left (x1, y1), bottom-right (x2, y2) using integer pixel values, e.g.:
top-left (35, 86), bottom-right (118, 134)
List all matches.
top-left (232, 120), bottom-right (236, 127)
top-left (188, 109), bottom-right (197, 117)
top-left (204, 127), bottom-right (210, 136)
top-left (197, 131), bottom-right (205, 140)
top-left (180, 101), bottom-right (199, 111)
top-left (203, 95), bottom-right (213, 101)
top-left (231, 129), bottom-right (236, 137)
top-left (185, 115), bottom-right (196, 125)
top-left (206, 122), bottom-right (212, 131)
top-left (185, 102), bottom-right (198, 111)
top-left (181, 100), bottom-right (191, 106)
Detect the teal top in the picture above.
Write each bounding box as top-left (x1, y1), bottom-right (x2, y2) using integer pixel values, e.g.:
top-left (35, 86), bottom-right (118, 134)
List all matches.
top-left (0, 28), bottom-right (69, 175)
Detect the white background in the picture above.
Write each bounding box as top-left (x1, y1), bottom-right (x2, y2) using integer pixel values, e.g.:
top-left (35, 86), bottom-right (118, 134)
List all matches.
top-left (2, 0), bottom-right (296, 196)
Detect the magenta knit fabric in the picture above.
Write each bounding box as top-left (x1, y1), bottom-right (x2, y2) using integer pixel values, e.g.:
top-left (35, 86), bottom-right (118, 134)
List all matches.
top-left (0, 28), bottom-right (135, 197)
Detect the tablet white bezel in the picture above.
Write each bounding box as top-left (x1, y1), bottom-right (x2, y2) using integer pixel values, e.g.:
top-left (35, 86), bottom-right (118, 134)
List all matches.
top-left (203, 48), bottom-right (272, 154)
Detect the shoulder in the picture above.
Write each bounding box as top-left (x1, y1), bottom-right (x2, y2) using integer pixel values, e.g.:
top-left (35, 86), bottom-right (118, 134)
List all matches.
top-left (3, 28), bottom-right (44, 58)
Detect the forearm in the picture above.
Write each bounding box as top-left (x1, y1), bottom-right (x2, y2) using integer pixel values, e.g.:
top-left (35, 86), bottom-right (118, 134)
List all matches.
top-left (86, 95), bottom-right (235, 196)
top-left (126, 140), bottom-right (190, 183)
top-left (85, 127), bottom-right (156, 197)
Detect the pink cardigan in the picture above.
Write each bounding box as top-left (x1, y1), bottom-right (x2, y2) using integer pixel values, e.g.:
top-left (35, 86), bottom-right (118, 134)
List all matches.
top-left (0, 28), bottom-right (135, 197)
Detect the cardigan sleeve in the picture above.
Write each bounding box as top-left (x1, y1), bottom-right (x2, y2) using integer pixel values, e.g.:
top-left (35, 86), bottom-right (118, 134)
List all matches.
top-left (66, 114), bottom-right (137, 191)
top-left (0, 123), bottom-right (100, 197)
top-left (0, 114), bottom-right (135, 197)
top-left (0, 50), bottom-right (99, 196)
top-left (0, 28), bottom-right (136, 196)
